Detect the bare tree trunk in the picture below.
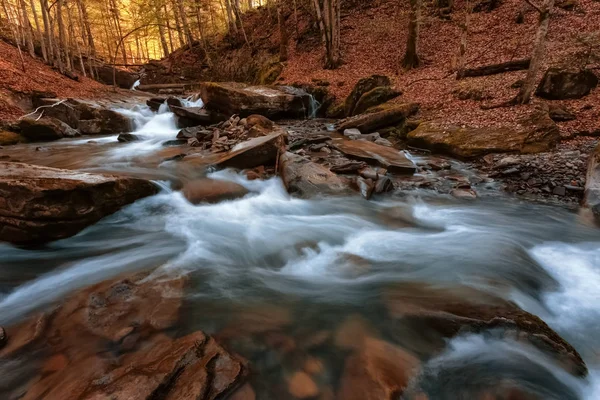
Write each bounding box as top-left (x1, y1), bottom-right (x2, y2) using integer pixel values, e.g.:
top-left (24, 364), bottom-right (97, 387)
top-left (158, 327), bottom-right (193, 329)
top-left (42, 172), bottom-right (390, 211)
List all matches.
top-left (402, 0), bottom-right (421, 69)
top-left (56, 0), bottom-right (67, 72)
top-left (172, 2), bottom-right (186, 47)
top-left (177, 0), bottom-right (194, 48)
top-left (516, 0), bottom-right (555, 104)
top-left (163, 5), bottom-right (175, 52)
top-left (40, 0), bottom-right (55, 65)
top-left (1, 0), bottom-right (26, 71)
top-left (456, 0), bottom-right (471, 75)
top-left (30, 0), bottom-right (47, 61)
top-left (322, 0), bottom-right (340, 69)
top-left (224, 0), bottom-right (237, 33)
top-left (19, 0), bottom-right (36, 57)
top-left (156, 5), bottom-right (170, 57)
top-left (248, 0), bottom-right (252, 9)
top-left (67, 2), bottom-right (85, 76)
top-left (277, 1), bottom-right (288, 61)
top-left (109, 0), bottom-right (128, 63)
top-left (195, 0), bottom-right (211, 64)
top-left (75, 0), bottom-right (94, 77)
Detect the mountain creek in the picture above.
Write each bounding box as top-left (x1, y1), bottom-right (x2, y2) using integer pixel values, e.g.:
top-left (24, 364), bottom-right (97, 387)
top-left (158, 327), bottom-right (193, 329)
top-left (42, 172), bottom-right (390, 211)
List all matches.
top-left (0, 90), bottom-right (599, 400)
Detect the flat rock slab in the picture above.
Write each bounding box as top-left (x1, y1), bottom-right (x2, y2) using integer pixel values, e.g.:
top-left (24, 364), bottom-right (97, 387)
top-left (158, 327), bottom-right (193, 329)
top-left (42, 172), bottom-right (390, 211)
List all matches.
top-left (184, 131), bottom-right (285, 170)
top-left (331, 138), bottom-right (416, 174)
top-left (279, 152), bottom-right (353, 197)
top-left (199, 82), bottom-right (311, 119)
top-left (407, 114), bottom-right (559, 159)
top-left (0, 162), bottom-right (157, 245)
top-left (170, 105), bottom-right (226, 127)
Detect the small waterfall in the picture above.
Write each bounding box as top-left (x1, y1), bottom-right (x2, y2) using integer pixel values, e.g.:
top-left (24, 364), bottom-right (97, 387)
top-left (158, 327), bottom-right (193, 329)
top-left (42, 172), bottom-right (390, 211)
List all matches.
top-left (307, 94), bottom-right (321, 119)
top-left (131, 79), bottom-right (141, 90)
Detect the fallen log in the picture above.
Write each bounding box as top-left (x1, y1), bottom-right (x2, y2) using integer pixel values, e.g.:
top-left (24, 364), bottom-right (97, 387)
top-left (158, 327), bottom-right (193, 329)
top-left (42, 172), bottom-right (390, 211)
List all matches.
top-left (457, 58), bottom-right (530, 79)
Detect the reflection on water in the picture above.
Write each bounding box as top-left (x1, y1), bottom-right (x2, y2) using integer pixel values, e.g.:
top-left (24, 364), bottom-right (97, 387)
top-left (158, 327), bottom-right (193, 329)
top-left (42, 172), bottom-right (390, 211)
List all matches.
top-left (0, 103), bottom-right (598, 399)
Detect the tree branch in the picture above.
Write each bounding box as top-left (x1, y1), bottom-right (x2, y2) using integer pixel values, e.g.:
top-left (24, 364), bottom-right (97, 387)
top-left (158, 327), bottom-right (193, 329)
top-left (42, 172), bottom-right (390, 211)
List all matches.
top-left (523, 0), bottom-right (542, 14)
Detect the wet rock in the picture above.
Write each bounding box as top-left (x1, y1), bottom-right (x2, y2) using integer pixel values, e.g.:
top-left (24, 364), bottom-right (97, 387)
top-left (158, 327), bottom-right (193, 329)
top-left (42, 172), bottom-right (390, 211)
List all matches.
top-left (288, 371), bottom-right (319, 398)
top-left (177, 125), bottom-right (212, 140)
top-left (337, 103), bottom-right (419, 134)
top-left (334, 315), bottom-right (377, 350)
top-left (331, 138), bottom-right (416, 174)
top-left (18, 117), bottom-right (79, 141)
top-left (336, 338), bottom-right (420, 400)
top-left (344, 128), bottom-right (362, 137)
top-left (170, 105), bottom-right (224, 127)
top-left (147, 97), bottom-right (166, 111)
top-left (279, 152), bottom-right (353, 197)
top-left (229, 383), bottom-right (257, 400)
top-left (383, 284), bottom-right (587, 376)
top-left (118, 133), bottom-right (142, 142)
top-left (374, 176), bottom-right (394, 193)
top-left (199, 82), bottom-right (311, 119)
top-left (162, 139), bottom-right (188, 146)
top-left (77, 108), bottom-right (133, 135)
top-left (217, 132), bottom-right (285, 169)
top-left (246, 114), bottom-right (275, 130)
top-left (356, 177), bottom-right (375, 199)
top-left (0, 326), bottom-right (6, 349)
top-left (330, 161), bottom-right (368, 174)
top-left (536, 68), bottom-right (598, 100)
top-left (548, 104), bottom-right (576, 122)
top-left (182, 178), bottom-right (249, 204)
top-left (552, 186), bottom-right (566, 196)
top-left (0, 314), bottom-right (47, 357)
top-left (0, 162), bottom-right (158, 245)
top-left (78, 119), bottom-right (102, 134)
top-left (407, 114), bottom-right (559, 159)
top-left (352, 86), bottom-right (402, 116)
top-left (343, 75), bottom-right (393, 117)
top-left (451, 188), bottom-right (478, 200)
top-left (584, 142), bottom-right (600, 220)
top-left (374, 137), bottom-right (393, 147)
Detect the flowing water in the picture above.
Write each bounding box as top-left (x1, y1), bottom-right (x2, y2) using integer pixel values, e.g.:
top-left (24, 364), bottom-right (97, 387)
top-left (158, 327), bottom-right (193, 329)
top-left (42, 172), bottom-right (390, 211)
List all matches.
top-left (0, 101), bottom-right (599, 399)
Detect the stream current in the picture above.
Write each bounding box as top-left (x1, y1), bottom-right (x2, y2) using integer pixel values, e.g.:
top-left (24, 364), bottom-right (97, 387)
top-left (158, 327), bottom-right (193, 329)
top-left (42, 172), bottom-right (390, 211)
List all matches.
top-left (0, 101), bottom-right (599, 399)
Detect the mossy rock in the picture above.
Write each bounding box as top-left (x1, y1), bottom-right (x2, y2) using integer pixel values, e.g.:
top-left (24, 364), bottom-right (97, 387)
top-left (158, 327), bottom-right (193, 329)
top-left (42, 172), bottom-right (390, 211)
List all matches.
top-left (344, 75), bottom-right (392, 117)
top-left (327, 102), bottom-right (346, 119)
top-left (353, 87), bottom-right (402, 115)
top-left (0, 130), bottom-right (24, 145)
top-left (379, 119), bottom-right (422, 140)
top-left (258, 61), bottom-right (284, 85)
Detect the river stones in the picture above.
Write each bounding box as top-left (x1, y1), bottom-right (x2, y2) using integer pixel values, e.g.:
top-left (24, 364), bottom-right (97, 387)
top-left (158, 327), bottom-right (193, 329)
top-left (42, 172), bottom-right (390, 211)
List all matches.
top-left (331, 138), bottom-right (416, 174)
top-left (5, 273), bottom-right (248, 400)
top-left (0, 162), bottom-right (158, 245)
top-left (278, 152), bottom-right (353, 197)
top-left (198, 82), bottom-right (312, 119)
top-left (182, 178), bottom-right (249, 204)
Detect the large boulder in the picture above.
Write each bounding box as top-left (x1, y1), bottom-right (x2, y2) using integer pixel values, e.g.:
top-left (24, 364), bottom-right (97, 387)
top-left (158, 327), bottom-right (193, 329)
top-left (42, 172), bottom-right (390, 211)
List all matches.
top-left (33, 99), bottom-right (133, 134)
top-left (352, 86), bottom-right (402, 116)
top-left (279, 152), bottom-right (353, 197)
top-left (407, 113), bottom-right (559, 159)
top-left (0, 162), bottom-right (157, 245)
top-left (198, 82), bottom-right (312, 119)
top-left (18, 117), bottom-right (80, 141)
top-left (337, 103), bottom-right (419, 134)
top-left (343, 75), bottom-right (393, 117)
top-left (94, 65), bottom-right (140, 89)
top-left (331, 138), bottom-right (416, 174)
top-left (536, 68), bottom-right (598, 100)
top-left (584, 142), bottom-right (600, 221)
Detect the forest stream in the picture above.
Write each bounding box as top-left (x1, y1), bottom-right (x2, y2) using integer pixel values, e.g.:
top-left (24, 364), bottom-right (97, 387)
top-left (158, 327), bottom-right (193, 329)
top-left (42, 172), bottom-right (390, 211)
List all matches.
top-left (0, 100), bottom-right (599, 400)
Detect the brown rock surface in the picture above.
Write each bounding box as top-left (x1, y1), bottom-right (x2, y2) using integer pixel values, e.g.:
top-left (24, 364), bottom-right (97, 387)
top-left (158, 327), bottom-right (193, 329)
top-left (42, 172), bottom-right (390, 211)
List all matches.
top-left (18, 117), bottom-right (80, 141)
top-left (183, 178), bottom-right (249, 204)
top-left (4, 273), bottom-right (247, 400)
top-left (0, 162), bottom-right (158, 244)
top-left (407, 114), bottom-right (559, 159)
top-left (336, 338), bottom-right (420, 400)
top-left (279, 152), bottom-right (353, 197)
top-left (331, 138), bottom-right (416, 174)
top-left (199, 82), bottom-right (311, 119)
